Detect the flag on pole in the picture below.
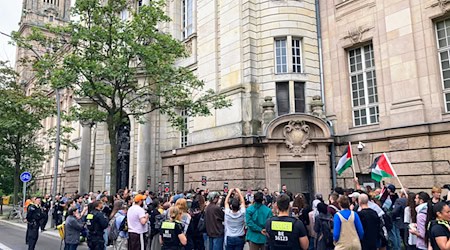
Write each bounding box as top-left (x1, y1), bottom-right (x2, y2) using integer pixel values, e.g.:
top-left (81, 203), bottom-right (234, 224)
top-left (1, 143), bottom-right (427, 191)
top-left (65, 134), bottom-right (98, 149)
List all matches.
top-left (335, 142), bottom-right (352, 175)
top-left (370, 153), bottom-right (395, 182)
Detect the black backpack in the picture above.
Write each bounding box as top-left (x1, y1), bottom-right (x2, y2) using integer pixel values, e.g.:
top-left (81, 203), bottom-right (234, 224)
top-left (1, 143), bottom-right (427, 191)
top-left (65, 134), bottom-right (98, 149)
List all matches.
top-left (119, 215), bottom-right (128, 232)
top-left (319, 217), bottom-right (334, 248)
top-left (197, 211), bottom-right (206, 232)
top-left (154, 213), bottom-right (166, 232)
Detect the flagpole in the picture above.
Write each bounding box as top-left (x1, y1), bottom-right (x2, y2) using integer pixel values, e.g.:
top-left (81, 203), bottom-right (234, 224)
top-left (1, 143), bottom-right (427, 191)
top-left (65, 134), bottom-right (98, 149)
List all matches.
top-left (383, 153), bottom-right (408, 197)
top-left (349, 142), bottom-right (357, 179)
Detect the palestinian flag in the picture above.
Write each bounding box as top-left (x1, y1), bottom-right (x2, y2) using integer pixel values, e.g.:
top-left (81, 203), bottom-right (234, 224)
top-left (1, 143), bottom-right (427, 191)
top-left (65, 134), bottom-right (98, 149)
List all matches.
top-left (336, 142), bottom-right (352, 175)
top-left (371, 153), bottom-right (396, 182)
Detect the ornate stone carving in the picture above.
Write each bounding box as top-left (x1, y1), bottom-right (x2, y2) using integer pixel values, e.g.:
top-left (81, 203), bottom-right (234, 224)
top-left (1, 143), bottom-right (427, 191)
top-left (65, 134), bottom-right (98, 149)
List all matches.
top-left (185, 38), bottom-right (193, 56)
top-left (310, 95), bottom-right (326, 119)
top-left (283, 120), bottom-right (310, 156)
top-left (343, 26), bottom-right (372, 45)
top-left (428, 0), bottom-right (450, 13)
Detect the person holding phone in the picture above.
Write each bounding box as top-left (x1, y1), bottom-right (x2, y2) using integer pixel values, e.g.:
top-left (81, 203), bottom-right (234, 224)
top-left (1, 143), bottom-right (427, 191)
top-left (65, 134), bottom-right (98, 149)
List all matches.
top-left (224, 188), bottom-right (246, 250)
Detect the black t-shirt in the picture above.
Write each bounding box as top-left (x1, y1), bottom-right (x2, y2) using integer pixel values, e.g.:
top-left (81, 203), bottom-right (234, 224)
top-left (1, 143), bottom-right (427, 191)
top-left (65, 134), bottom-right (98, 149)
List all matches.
top-left (160, 220), bottom-right (184, 249)
top-left (265, 216), bottom-right (307, 250)
top-left (429, 220), bottom-right (450, 250)
top-left (358, 208), bottom-right (380, 250)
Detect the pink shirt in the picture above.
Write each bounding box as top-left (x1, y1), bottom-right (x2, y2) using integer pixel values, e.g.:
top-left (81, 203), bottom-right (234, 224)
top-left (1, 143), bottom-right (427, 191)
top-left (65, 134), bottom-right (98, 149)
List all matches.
top-left (127, 204), bottom-right (148, 234)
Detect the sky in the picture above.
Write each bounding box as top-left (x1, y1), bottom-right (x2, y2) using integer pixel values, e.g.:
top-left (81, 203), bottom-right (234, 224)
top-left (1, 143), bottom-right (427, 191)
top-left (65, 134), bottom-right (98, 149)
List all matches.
top-left (0, 1), bottom-right (22, 67)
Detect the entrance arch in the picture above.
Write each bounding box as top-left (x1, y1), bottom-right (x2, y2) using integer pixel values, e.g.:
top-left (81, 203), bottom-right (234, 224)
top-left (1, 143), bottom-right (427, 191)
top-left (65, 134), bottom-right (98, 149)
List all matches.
top-left (263, 114), bottom-right (333, 198)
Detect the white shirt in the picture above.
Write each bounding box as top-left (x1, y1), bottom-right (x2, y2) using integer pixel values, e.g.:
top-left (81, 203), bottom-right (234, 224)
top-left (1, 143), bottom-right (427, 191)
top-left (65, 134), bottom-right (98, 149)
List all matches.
top-left (224, 207), bottom-right (246, 238)
top-left (127, 204), bottom-right (148, 234)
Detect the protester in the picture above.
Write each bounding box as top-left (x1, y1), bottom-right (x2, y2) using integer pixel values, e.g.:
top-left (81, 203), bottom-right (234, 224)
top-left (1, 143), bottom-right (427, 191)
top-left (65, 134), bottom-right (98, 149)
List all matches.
top-left (328, 193), bottom-right (340, 216)
top-left (265, 194), bottom-right (309, 250)
top-left (224, 188), bottom-right (246, 250)
top-left (186, 194), bottom-right (206, 250)
top-left (314, 202), bottom-right (333, 250)
top-left (409, 191), bottom-right (430, 250)
top-left (127, 194), bottom-right (149, 250)
top-left (205, 192), bottom-right (225, 250)
top-left (64, 207), bottom-right (86, 250)
top-left (404, 192), bottom-right (417, 250)
top-left (175, 198), bottom-right (191, 234)
top-left (357, 194), bottom-right (380, 250)
top-left (333, 195), bottom-right (364, 250)
top-left (113, 202), bottom-right (128, 250)
top-left (428, 201), bottom-right (450, 250)
top-left (246, 191), bottom-right (273, 250)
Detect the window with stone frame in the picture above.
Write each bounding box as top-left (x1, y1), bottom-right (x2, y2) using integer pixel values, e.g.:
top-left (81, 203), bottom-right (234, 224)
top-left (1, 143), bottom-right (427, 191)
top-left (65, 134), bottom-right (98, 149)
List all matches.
top-left (275, 37), bottom-right (303, 74)
top-left (180, 109), bottom-right (188, 147)
top-left (436, 19), bottom-right (450, 112)
top-left (276, 81), bottom-right (305, 115)
top-left (348, 43), bottom-right (379, 127)
top-left (182, 0), bottom-right (194, 39)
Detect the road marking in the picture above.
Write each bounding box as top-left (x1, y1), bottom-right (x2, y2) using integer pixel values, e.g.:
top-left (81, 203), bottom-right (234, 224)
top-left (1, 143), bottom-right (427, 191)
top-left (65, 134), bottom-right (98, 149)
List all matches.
top-left (0, 242), bottom-right (13, 250)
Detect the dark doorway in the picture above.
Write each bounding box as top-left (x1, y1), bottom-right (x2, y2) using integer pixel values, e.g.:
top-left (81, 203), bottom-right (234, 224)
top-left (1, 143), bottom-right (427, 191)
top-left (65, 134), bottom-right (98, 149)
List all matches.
top-left (280, 162), bottom-right (314, 203)
top-left (116, 120), bottom-right (130, 190)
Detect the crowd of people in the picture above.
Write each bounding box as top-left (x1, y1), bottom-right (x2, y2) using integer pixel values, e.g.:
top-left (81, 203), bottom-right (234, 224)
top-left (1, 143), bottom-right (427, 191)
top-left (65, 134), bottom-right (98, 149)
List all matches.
top-left (22, 179), bottom-right (450, 250)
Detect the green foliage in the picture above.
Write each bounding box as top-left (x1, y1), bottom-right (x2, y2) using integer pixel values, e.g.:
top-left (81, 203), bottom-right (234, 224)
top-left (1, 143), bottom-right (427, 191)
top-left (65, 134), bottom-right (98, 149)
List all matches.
top-left (0, 61), bottom-right (55, 204)
top-left (14, 0), bottom-right (231, 192)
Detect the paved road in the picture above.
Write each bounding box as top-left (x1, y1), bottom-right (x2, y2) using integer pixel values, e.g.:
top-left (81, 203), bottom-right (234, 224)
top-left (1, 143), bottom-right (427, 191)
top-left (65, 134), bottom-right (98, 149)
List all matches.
top-left (0, 220), bottom-right (88, 250)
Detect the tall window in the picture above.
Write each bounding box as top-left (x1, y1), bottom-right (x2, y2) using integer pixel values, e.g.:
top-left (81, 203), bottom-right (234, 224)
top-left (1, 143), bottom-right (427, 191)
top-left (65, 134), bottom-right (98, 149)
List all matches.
top-left (276, 81), bottom-right (305, 115)
top-left (436, 19), bottom-right (450, 112)
top-left (275, 37), bottom-right (303, 74)
top-left (348, 43), bottom-right (379, 126)
top-left (180, 109), bottom-right (188, 147)
top-left (183, 0), bottom-right (193, 39)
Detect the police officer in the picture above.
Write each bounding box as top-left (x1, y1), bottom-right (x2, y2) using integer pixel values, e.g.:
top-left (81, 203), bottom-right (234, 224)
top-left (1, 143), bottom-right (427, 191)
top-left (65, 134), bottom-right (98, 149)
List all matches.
top-left (26, 197), bottom-right (43, 250)
top-left (52, 195), bottom-right (65, 228)
top-left (265, 194), bottom-right (309, 250)
top-left (40, 194), bottom-right (51, 231)
top-left (86, 200), bottom-right (109, 250)
top-left (160, 206), bottom-right (187, 250)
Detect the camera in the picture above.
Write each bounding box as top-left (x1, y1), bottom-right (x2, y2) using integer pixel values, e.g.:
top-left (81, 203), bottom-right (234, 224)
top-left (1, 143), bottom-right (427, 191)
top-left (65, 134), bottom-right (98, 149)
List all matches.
top-left (357, 141), bottom-right (365, 151)
top-left (443, 184), bottom-right (450, 190)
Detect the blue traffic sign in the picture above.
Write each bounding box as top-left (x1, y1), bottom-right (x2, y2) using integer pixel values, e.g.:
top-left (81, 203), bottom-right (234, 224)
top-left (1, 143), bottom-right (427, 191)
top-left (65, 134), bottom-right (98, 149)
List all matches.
top-left (20, 172), bottom-right (32, 183)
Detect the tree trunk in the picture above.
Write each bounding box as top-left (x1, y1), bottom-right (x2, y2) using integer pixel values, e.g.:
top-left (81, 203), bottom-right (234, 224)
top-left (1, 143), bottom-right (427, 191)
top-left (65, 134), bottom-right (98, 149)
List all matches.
top-left (106, 115), bottom-right (118, 194)
top-left (13, 156), bottom-right (21, 206)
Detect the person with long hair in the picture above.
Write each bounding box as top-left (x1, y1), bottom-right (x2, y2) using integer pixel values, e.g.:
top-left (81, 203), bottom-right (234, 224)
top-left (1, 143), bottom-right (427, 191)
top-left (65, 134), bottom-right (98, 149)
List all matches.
top-left (175, 198), bottom-right (192, 234)
top-left (186, 195), bottom-right (205, 250)
top-left (333, 196), bottom-right (364, 250)
top-left (404, 192), bottom-right (417, 250)
top-left (160, 206), bottom-right (187, 250)
top-left (409, 192), bottom-right (430, 250)
top-left (428, 201), bottom-right (450, 250)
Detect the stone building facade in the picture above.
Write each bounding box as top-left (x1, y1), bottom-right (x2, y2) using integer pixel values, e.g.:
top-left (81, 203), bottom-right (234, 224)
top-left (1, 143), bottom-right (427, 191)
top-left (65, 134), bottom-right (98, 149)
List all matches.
top-left (321, 0), bottom-right (450, 193)
top-left (159, 0), bottom-right (333, 198)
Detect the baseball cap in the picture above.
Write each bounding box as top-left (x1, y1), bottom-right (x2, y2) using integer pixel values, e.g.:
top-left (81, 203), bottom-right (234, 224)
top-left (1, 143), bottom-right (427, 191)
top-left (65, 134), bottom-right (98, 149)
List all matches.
top-left (349, 192), bottom-right (360, 199)
top-left (387, 184), bottom-right (396, 192)
top-left (207, 192), bottom-right (220, 201)
top-left (134, 194), bottom-right (147, 203)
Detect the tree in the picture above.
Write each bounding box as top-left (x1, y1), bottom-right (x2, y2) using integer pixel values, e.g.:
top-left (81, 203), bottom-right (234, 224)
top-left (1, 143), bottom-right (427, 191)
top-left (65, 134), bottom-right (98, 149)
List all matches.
top-left (0, 61), bottom-right (55, 205)
top-left (15, 0), bottom-right (230, 193)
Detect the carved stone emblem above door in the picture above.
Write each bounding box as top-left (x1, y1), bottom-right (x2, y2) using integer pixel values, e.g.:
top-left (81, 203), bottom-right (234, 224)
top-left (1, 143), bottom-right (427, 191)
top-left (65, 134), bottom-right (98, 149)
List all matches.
top-left (283, 120), bottom-right (310, 156)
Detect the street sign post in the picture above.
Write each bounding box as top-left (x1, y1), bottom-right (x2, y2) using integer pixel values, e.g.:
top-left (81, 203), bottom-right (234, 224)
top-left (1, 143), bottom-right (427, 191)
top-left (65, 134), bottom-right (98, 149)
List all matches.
top-left (20, 172), bottom-right (32, 215)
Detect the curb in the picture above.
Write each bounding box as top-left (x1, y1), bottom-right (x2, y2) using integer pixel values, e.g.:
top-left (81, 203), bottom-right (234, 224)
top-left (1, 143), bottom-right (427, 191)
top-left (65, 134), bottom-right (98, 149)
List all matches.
top-left (0, 219), bottom-right (61, 238)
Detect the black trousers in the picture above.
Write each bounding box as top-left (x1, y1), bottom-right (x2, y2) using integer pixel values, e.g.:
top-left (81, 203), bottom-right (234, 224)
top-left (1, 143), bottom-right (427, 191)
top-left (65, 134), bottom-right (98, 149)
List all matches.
top-left (53, 213), bottom-right (62, 227)
top-left (26, 223), bottom-right (39, 250)
top-left (40, 212), bottom-right (48, 230)
top-left (87, 235), bottom-right (104, 250)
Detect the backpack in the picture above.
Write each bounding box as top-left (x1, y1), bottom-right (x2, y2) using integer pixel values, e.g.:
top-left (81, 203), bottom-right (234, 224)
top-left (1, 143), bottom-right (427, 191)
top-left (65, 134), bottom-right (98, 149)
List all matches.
top-left (119, 215), bottom-right (128, 232)
top-left (107, 217), bottom-right (119, 242)
top-left (154, 213), bottom-right (166, 232)
top-left (318, 217), bottom-right (334, 248)
top-left (197, 211), bottom-right (206, 232)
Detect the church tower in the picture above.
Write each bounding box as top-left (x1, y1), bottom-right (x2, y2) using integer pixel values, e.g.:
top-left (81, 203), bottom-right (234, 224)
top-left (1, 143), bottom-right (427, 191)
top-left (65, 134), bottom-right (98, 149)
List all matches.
top-left (16, 0), bottom-right (71, 87)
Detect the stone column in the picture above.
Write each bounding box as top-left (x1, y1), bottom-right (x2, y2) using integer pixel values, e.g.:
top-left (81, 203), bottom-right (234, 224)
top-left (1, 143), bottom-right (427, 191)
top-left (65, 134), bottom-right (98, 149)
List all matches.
top-left (136, 114), bottom-right (152, 191)
top-left (79, 121), bottom-right (93, 195)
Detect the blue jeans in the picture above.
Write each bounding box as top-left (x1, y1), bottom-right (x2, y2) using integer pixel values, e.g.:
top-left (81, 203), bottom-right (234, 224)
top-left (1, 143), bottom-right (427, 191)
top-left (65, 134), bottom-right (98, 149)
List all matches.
top-left (209, 236), bottom-right (224, 250)
top-left (226, 236), bottom-right (245, 250)
top-left (389, 224), bottom-right (401, 250)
